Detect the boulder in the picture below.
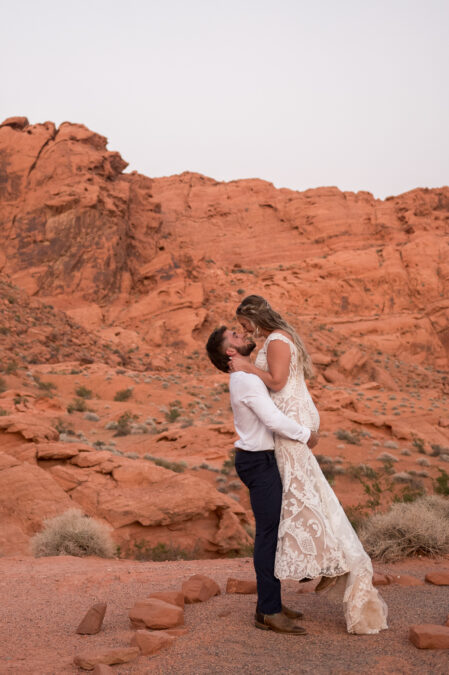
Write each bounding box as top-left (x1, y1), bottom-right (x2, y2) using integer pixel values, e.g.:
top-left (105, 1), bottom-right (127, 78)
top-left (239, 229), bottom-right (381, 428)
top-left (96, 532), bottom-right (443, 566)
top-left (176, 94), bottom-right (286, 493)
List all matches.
top-left (148, 591), bottom-right (185, 608)
top-left (0, 462), bottom-right (74, 555)
top-left (226, 578), bottom-right (257, 594)
top-left (372, 573), bottom-right (391, 586)
top-left (76, 603), bottom-right (107, 635)
top-left (129, 598), bottom-right (184, 630)
top-left (73, 647), bottom-right (140, 670)
top-left (0, 414), bottom-right (58, 442)
top-left (388, 574), bottom-right (424, 587)
top-left (1, 116), bottom-right (29, 129)
top-left (182, 574), bottom-right (221, 603)
top-left (164, 627), bottom-right (189, 636)
top-left (92, 665), bottom-right (115, 675)
top-left (409, 624), bottom-right (449, 649)
top-left (37, 443), bottom-right (79, 460)
top-left (70, 451), bottom-right (112, 468)
top-left (425, 571), bottom-right (449, 586)
top-left (92, 665), bottom-right (114, 675)
top-left (130, 629), bottom-right (175, 655)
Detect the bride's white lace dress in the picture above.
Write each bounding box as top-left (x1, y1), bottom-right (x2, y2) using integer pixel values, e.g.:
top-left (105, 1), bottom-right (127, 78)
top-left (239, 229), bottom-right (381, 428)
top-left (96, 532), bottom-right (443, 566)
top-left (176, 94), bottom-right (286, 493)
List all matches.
top-left (255, 332), bottom-right (388, 635)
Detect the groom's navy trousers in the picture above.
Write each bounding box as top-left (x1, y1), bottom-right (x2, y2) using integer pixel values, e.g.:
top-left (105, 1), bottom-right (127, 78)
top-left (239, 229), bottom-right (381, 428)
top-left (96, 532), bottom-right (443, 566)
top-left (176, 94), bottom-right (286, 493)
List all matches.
top-left (235, 448), bottom-right (283, 615)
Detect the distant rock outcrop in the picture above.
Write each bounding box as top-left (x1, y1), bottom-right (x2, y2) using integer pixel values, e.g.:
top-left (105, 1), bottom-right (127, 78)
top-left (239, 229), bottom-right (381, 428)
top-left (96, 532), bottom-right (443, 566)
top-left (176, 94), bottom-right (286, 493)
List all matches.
top-left (0, 117), bottom-right (448, 365)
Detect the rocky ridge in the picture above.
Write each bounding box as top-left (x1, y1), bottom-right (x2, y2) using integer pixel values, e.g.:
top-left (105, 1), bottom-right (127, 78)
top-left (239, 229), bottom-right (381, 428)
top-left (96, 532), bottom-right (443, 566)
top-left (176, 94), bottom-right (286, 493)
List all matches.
top-left (0, 116), bottom-right (448, 559)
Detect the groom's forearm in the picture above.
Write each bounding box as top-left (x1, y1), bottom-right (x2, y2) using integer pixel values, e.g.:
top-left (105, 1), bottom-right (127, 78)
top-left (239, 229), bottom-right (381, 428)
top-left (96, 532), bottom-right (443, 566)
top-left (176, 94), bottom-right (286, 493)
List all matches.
top-left (244, 392), bottom-right (311, 444)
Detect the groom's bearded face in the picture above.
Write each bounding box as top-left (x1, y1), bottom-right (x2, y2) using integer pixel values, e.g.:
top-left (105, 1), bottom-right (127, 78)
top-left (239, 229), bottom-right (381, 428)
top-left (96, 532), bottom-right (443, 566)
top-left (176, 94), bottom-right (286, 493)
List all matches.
top-left (235, 340), bottom-right (256, 356)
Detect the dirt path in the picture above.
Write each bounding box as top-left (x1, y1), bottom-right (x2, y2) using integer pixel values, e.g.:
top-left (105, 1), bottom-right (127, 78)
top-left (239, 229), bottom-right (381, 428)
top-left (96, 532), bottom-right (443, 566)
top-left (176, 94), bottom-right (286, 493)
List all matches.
top-left (0, 556), bottom-right (448, 674)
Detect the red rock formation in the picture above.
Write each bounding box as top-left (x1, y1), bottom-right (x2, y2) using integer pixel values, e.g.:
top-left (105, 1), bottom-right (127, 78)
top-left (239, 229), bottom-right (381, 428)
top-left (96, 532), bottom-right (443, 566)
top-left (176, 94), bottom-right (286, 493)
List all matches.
top-left (1, 117), bottom-right (448, 560)
top-left (1, 117), bottom-right (448, 366)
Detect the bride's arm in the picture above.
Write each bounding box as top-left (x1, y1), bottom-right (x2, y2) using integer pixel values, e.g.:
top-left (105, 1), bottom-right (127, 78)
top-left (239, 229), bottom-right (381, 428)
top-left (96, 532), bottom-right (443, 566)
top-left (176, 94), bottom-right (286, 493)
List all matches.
top-left (230, 339), bottom-right (290, 392)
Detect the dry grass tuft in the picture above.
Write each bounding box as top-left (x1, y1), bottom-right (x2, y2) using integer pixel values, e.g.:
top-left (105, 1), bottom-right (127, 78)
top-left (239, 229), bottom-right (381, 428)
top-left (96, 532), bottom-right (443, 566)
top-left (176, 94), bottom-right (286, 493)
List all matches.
top-left (31, 509), bottom-right (115, 558)
top-left (359, 495), bottom-right (449, 562)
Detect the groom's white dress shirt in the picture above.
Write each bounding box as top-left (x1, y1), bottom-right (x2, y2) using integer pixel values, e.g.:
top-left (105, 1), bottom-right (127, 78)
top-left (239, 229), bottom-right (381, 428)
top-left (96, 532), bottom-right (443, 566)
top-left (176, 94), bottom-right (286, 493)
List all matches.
top-left (229, 371), bottom-right (311, 451)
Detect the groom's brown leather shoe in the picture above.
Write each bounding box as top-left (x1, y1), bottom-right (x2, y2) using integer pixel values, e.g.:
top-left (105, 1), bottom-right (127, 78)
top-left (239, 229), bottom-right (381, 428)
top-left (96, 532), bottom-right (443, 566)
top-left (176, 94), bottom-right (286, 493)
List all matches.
top-left (282, 604), bottom-right (304, 620)
top-left (255, 611), bottom-right (307, 635)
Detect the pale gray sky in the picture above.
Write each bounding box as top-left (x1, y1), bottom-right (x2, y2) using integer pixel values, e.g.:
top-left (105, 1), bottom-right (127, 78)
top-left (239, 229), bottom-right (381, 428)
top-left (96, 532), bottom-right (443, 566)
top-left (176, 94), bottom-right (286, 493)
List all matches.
top-left (1, 0), bottom-right (448, 198)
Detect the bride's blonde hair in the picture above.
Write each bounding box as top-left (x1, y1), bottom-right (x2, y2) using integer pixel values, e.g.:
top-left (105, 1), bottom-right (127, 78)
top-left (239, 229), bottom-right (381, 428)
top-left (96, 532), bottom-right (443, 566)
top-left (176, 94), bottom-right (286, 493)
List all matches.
top-left (236, 295), bottom-right (314, 378)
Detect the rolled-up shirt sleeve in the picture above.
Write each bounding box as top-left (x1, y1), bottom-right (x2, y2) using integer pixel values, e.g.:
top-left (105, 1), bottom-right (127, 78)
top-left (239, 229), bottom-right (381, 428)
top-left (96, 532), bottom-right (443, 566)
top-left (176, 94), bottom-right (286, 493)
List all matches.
top-left (241, 377), bottom-right (311, 444)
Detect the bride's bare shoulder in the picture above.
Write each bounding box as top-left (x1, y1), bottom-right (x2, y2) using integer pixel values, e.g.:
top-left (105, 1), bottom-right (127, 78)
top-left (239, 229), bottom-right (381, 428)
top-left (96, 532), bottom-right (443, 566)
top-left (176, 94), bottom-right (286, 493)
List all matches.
top-left (268, 329), bottom-right (292, 341)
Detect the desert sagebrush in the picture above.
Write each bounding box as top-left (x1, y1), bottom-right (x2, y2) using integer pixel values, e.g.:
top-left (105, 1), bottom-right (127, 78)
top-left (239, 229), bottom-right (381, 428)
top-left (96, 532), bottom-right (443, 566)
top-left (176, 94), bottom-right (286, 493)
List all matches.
top-left (31, 509), bottom-right (115, 558)
top-left (359, 495), bottom-right (449, 562)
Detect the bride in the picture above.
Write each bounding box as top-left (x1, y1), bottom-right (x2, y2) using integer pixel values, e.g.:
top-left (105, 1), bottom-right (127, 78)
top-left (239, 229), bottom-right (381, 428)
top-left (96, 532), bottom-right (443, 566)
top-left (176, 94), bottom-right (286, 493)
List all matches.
top-left (230, 295), bottom-right (388, 635)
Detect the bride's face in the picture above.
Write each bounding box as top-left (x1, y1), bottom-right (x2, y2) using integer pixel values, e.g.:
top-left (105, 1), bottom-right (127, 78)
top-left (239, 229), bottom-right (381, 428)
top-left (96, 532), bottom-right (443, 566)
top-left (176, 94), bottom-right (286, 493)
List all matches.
top-left (237, 316), bottom-right (255, 336)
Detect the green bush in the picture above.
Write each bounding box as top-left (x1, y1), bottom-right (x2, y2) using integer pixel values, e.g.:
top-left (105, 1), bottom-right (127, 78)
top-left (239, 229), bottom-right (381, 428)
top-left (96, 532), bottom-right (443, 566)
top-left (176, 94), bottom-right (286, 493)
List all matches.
top-left (114, 388), bottom-right (133, 402)
top-left (114, 411), bottom-right (137, 436)
top-left (165, 407), bottom-right (181, 423)
top-left (75, 386), bottom-right (93, 399)
top-left (67, 398), bottom-right (87, 414)
top-left (31, 509), bottom-right (115, 558)
top-left (434, 468), bottom-right (449, 496)
top-left (5, 360), bottom-right (18, 375)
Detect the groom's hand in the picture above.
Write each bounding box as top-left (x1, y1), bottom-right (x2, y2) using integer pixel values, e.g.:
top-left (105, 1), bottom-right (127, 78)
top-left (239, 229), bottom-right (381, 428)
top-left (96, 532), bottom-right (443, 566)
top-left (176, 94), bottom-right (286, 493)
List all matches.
top-left (308, 431), bottom-right (319, 449)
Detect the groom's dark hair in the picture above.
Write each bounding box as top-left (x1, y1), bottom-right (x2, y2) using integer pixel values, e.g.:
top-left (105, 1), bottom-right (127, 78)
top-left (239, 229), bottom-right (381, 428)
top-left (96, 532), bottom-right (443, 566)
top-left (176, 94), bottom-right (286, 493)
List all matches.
top-left (206, 325), bottom-right (230, 373)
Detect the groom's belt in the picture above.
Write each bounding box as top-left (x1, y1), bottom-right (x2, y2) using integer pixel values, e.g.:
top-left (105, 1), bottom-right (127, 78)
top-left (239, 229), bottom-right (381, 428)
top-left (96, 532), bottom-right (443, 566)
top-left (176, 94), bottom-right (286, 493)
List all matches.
top-left (235, 448), bottom-right (275, 454)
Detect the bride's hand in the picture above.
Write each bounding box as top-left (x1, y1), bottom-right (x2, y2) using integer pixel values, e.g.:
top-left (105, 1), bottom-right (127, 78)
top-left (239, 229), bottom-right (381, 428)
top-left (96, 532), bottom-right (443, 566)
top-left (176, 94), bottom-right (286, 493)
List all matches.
top-left (229, 355), bottom-right (253, 373)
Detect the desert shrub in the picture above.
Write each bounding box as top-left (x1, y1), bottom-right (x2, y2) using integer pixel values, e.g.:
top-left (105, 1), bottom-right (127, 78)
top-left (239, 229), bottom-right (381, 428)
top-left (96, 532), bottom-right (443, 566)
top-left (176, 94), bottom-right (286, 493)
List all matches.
top-left (144, 455), bottom-right (187, 473)
top-left (36, 377), bottom-right (57, 393)
top-left (125, 541), bottom-right (193, 561)
top-left (114, 411), bottom-right (137, 436)
top-left (165, 407), bottom-right (181, 423)
top-left (5, 360), bottom-right (18, 374)
top-left (0, 408), bottom-right (7, 416)
top-left (359, 495), bottom-right (449, 562)
top-left (335, 429), bottom-right (361, 445)
top-left (0, 376), bottom-right (6, 393)
top-left (75, 386), bottom-right (93, 399)
top-left (67, 398), bottom-right (87, 414)
top-left (114, 388), bottom-right (133, 402)
top-left (434, 468), bottom-right (449, 496)
top-left (31, 509), bottom-right (115, 558)
top-left (412, 437), bottom-right (426, 454)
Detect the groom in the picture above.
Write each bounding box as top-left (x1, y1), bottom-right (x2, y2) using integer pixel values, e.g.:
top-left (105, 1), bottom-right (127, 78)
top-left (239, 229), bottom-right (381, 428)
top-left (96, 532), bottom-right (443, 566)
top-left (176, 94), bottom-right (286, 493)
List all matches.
top-left (206, 326), bottom-right (319, 635)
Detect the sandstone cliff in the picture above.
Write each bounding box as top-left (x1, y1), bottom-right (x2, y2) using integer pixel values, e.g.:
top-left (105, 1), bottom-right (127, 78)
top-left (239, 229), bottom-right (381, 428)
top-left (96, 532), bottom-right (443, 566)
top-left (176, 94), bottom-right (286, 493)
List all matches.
top-left (0, 116), bottom-right (448, 558)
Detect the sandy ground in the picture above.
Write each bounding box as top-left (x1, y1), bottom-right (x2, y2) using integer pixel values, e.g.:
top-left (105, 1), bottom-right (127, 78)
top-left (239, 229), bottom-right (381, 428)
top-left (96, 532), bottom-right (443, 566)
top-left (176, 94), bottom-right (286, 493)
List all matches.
top-left (0, 556), bottom-right (448, 674)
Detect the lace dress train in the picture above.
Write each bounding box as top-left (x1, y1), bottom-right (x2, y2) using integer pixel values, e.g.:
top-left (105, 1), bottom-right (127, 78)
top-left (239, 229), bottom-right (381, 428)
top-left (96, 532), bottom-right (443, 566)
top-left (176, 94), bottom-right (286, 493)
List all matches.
top-left (255, 333), bottom-right (388, 635)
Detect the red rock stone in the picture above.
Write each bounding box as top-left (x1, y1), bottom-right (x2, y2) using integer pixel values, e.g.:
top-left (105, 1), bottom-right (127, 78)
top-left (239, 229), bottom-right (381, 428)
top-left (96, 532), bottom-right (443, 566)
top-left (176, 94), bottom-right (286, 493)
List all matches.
top-left (388, 574), bottom-right (424, 587)
top-left (1, 116), bottom-right (29, 129)
top-left (372, 573), bottom-right (391, 586)
top-left (129, 598), bottom-right (184, 629)
top-left (76, 603), bottom-right (107, 635)
top-left (73, 647), bottom-right (139, 670)
top-left (409, 624), bottom-right (449, 649)
top-left (92, 665), bottom-right (114, 675)
top-left (182, 574), bottom-right (221, 603)
top-left (164, 627), bottom-right (189, 636)
top-left (70, 451), bottom-right (112, 468)
top-left (148, 590), bottom-right (185, 608)
top-left (226, 577), bottom-right (257, 594)
top-left (425, 571), bottom-right (449, 586)
top-left (37, 443), bottom-right (79, 460)
top-left (130, 629), bottom-right (175, 655)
